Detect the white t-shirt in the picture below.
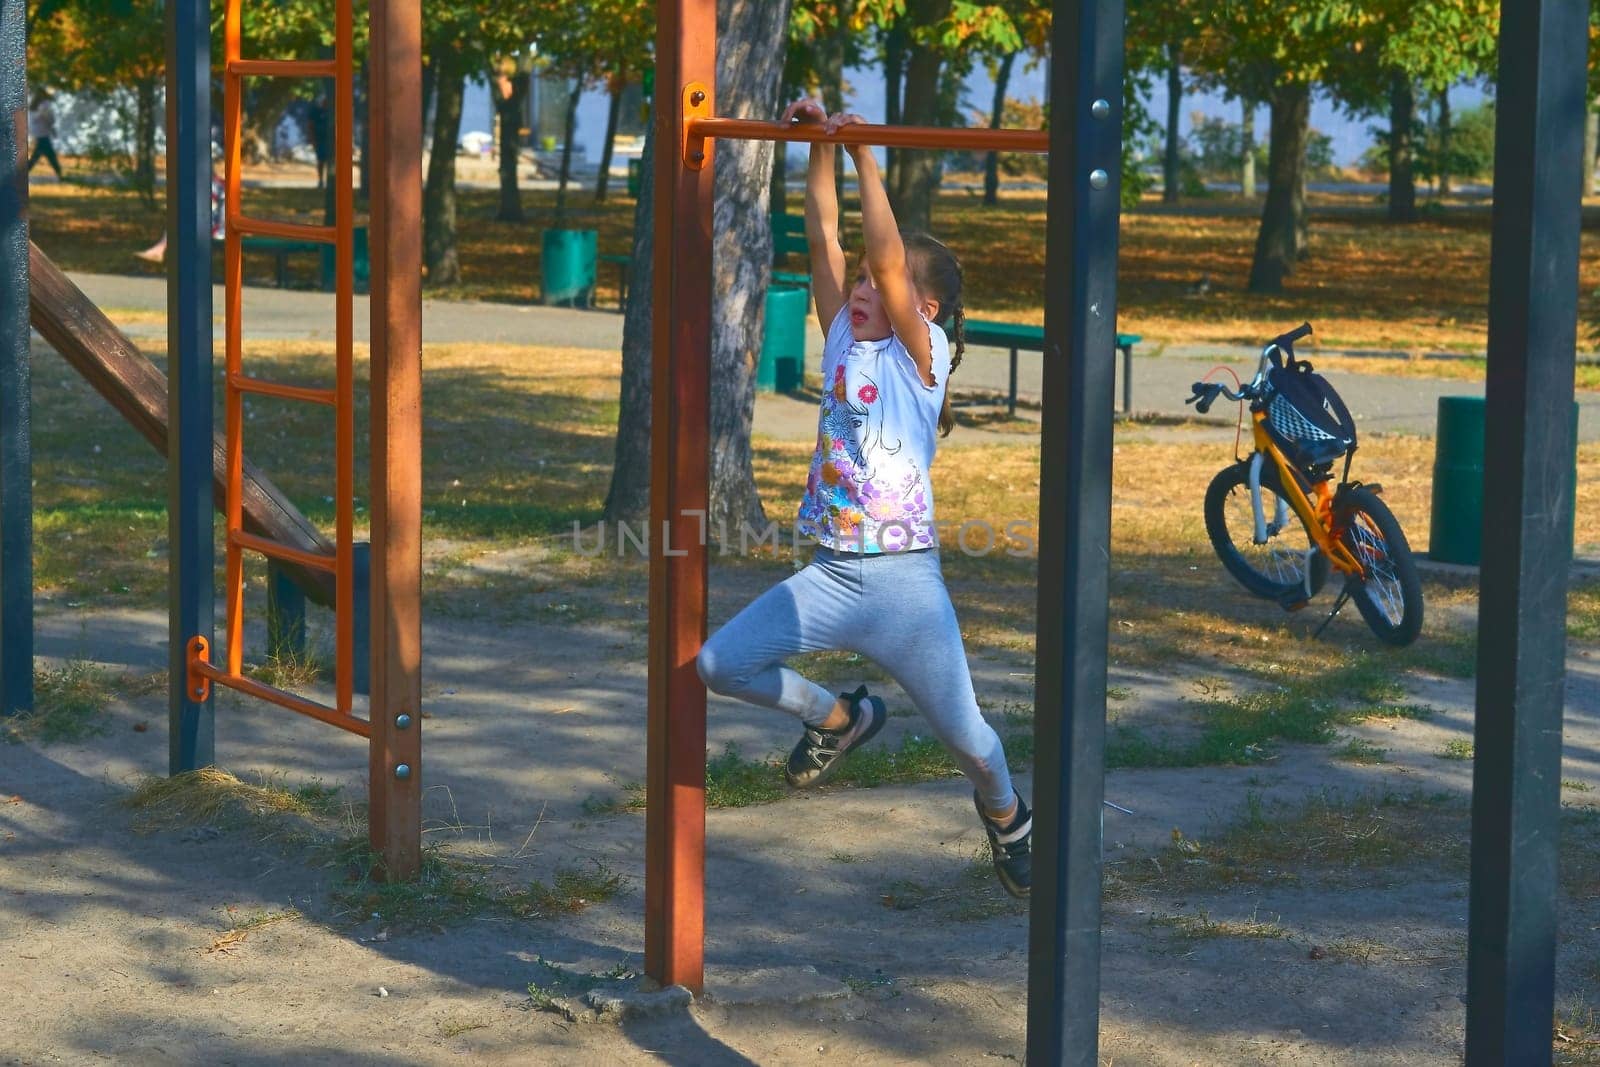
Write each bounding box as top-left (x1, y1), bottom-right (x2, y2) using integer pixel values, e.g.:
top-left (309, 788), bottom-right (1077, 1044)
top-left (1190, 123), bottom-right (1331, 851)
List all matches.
top-left (795, 304), bottom-right (951, 553)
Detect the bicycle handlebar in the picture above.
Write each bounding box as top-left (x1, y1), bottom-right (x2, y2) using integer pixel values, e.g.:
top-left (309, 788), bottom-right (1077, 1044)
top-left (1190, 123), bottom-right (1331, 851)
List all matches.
top-left (1278, 322), bottom-right (1313, 347)
top-left (1187, 380), bottom-right (1248, 413)
top-left (1185, 323), bottom-right (1312, 413)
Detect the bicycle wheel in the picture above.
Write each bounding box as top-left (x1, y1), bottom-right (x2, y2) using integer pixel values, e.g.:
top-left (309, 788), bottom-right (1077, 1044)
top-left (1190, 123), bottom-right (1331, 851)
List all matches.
top-left (1335, 485), bottom-right (1424, 646)
top-left (1204, 461), bottom-right (1329, 604)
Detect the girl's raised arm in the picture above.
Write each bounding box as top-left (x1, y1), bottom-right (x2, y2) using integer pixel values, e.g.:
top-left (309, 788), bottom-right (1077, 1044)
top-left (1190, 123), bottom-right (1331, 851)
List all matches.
top-left (831, 114), bottom-right (934, 386)
top-left (782, 99), bottom-right (848, 332)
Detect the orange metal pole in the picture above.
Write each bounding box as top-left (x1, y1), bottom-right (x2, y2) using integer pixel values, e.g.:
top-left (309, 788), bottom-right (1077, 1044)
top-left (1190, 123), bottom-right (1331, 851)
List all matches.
top-left (228, 375), bottom-right (337, 406)
top-left (367, 0), bottom-right (424, 881)
top-left (222, 0), bottom-right (244, 677)
top-left (333, 0), bottom-right (354, 715)
top-left (644, 0), bottom-right (712, 994)
top-left (685, 117), bottom-right (1050, 156)
top-left (193, 660), bottom-right (372, 737)
top-left (227, 59), bottom-right (339, 78)
top-left (229, 216), bottom-right (336, 242)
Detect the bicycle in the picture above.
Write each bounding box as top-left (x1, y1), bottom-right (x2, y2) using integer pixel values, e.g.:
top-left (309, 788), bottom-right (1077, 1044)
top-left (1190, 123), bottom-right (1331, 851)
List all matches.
top-left (1186, 323), bottom-right (1424, 646)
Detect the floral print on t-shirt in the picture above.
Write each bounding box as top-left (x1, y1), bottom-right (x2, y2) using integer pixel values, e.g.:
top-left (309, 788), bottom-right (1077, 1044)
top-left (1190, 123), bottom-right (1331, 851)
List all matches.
top-left (796, 310), bottom-right (949, 554)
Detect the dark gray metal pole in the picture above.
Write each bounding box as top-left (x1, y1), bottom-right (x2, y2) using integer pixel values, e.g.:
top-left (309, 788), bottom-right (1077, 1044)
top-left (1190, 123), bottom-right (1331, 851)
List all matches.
top-left (0, 0), bottom-right (31, 718)
top-left (166, 0), bottom-right (214, 771)
top-left (1466, 0), bottom-right (1587, 1062)
top-left (1027, 0), bottom-right (1123, 1062)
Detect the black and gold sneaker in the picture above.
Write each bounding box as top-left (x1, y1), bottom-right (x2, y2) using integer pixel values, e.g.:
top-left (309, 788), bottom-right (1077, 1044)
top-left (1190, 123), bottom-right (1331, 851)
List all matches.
top-left (975, 791), bottom-right (1032, 899)
top-left (784, 684), bottom-right (886, 787)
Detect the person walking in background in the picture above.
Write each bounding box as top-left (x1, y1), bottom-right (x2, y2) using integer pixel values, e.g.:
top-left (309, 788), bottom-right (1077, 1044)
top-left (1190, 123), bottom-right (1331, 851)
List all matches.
top-left (27, 89), bottom-right (63, 179)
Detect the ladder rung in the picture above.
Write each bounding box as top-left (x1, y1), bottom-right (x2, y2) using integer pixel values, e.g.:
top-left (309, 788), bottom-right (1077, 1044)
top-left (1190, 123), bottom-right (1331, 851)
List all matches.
top-left (231, 374), bottom-right (337, 407)
top-left (193, 660), bottom-right (369, 737)
top-left (231, 530), bottom-right (336, 573)
top-left (231, 215), bottom-right (336, 243)
top-left (227, 58), bottom-right (339, 78)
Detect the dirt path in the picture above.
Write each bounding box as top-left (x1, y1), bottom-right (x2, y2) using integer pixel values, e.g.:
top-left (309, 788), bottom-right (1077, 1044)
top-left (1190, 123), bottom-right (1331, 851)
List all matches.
top-left (4, 547), bottom-right (1598, 1064)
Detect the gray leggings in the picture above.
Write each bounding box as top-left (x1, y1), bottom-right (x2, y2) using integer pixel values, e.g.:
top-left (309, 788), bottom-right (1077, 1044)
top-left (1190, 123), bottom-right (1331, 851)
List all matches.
top-left (696, 546), bottom-right (1014, 811)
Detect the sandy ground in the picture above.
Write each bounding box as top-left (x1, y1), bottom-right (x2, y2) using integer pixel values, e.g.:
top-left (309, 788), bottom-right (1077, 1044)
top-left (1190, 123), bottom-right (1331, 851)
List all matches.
top-left (3, 549), bottom-right (1598, 1065)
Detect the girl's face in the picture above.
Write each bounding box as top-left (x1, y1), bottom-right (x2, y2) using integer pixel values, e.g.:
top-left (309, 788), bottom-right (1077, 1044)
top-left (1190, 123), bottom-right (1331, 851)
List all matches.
top-left (846, 261), bottom-right (894, 341)
top-left (847, 258), bottom-right (940, 342)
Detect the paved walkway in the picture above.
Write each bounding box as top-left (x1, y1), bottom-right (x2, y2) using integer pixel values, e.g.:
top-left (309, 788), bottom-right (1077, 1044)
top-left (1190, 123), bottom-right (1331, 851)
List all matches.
top-left (61, 271), bottom-right (1600, 443)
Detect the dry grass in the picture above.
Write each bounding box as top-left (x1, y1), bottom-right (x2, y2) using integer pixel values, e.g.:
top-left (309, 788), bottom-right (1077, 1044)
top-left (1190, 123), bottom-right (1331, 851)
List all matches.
top-left (204, 907), bottom-right (300, 955)
top-left (1147, 908), bottom-right (1289, 944)
top-left (1556, 1006), bottom-right (1600, 1067)
top-left (2, 662), bottom-right (118, 743)
top-left (1107, 790), bottom-right (1472, 896)
top-left (122, 767), bottom-right (347, 839)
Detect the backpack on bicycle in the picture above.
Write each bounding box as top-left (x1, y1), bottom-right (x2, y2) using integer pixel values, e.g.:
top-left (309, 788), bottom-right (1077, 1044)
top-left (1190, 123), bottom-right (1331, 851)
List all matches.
top-left (1262, 343), bottom-right (1357, 482)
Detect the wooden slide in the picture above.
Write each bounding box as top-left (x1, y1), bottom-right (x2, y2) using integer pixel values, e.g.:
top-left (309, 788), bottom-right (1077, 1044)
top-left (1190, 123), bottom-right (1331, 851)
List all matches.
top-left (27, 242), bottom-right (336, 606)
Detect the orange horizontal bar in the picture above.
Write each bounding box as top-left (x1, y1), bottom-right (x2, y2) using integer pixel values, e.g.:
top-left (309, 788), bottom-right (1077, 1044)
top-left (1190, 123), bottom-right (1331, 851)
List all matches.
top-left (193, 660), bottom-right (370, 737)
top-left (227, 58), bottom-right (339, 78)
top-left (230, 374), bottom-right (336, 406)
top-left (231, 215), bottom-right (336, 243)
top-left (230, 529), bottom-right (336, 572)
top-left (687, 117), bottom-right (1050, 154)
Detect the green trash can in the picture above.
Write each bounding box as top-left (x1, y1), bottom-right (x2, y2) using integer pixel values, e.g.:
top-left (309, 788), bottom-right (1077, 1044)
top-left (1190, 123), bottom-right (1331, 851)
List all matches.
top-left (627, 158), bottom-right (642, 198)
top-left (320, 225), bottom-right (369, 294)
top-left (761, 284), bottom-right (808, 393)
top-left (541, 228), bottom-right (597, 307)
top-left (1429, 395), bottom-right (1579, 564)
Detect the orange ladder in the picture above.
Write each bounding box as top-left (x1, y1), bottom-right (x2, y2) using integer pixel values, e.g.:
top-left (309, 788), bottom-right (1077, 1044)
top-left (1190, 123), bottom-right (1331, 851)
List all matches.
top-left (186, 0), bottom-right (362, 736)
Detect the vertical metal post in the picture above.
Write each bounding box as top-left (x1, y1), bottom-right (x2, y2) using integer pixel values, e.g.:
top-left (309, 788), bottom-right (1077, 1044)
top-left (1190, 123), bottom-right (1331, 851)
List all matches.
top-left (644, 0), bottom-right (713, 994)
top-left (368, 0), bottom-right (423, 880)
top-left (1008, 347), bottom-right (1018, 417)
top-left (0, 0), bottom-right (30, 718)
top-left (1121, 341), bottom-right (1132, 416)
top-left (1466, 1), bottom-right (1586, 1062)
top-left (1027, 0), bottom-right (1124, 1062)
top-left (166, 0), bottom-right (214, 770)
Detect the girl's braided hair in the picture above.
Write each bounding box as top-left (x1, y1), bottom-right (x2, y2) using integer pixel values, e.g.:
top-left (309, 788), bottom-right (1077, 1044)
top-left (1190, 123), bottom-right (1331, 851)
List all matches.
top-left (901, 232), bottom-right (964, 438)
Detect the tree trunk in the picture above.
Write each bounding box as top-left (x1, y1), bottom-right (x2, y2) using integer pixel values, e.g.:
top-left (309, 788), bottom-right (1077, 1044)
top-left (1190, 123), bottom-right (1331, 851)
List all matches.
top-left (604, 123), bottom-right (655, 523)
top-left (1240, 97), bottom-right (1256, 199)
top-left (1248, 81), bottom-right (1311, 294)
top-left (1387, 71), bottom-right (1417, 223)
top-left (603, 0), bottom-right (792, 532)
top-left (770, 139), bottom-right (788, 215)
top-left (883, 23), bottom-right (906, 191)
top-left (555, 78), bottom-right (581, 219)
top-left (1584, 97), bottom-right (1597, 196)
top-left (1163, 44), bottom-right (1181, 203)
top-left (891, 41), bottom-right (945, 234)
top-left (422, 57), bottom-right (466, 286)
top-left (594, 79), bottom-right (623, 203)
top-left (135, 76), bottom-right (158, 206)
top-left (984, 51), bottom-right (1017, 206)
top-left (495, 71), bottom-right (529, 222)
top-left (1438, 90), bottom-right (1453, 197)
top-left (1296, 157), bottom-right (1309, 260)
top-left (421, 59), bottom-right (436, 157)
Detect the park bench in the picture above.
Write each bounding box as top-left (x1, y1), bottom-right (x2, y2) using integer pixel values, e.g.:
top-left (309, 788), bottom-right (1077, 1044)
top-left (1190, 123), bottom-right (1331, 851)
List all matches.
top-left (235, 225), bottom-right (370, 292)
top-left (770, 211), bottom-right (811, 288)
top-left (961, 319), bottom-right (1141, 416)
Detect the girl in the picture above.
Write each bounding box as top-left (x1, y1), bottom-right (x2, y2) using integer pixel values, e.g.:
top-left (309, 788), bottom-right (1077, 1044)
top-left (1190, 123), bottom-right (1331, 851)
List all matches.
top-left (695, 101), bottom-right (1032, 898)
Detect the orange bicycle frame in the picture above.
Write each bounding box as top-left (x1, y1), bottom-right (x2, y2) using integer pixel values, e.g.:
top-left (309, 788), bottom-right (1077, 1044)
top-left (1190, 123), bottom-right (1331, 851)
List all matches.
top-left (1248, 413), bottom-right (1365, 576)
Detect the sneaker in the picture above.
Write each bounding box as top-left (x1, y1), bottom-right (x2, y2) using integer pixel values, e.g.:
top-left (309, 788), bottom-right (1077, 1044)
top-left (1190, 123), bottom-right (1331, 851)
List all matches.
top-left (784, 684), bottom-right (886, 788)
top-left (975, 791), bottom-right (1032, 899)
